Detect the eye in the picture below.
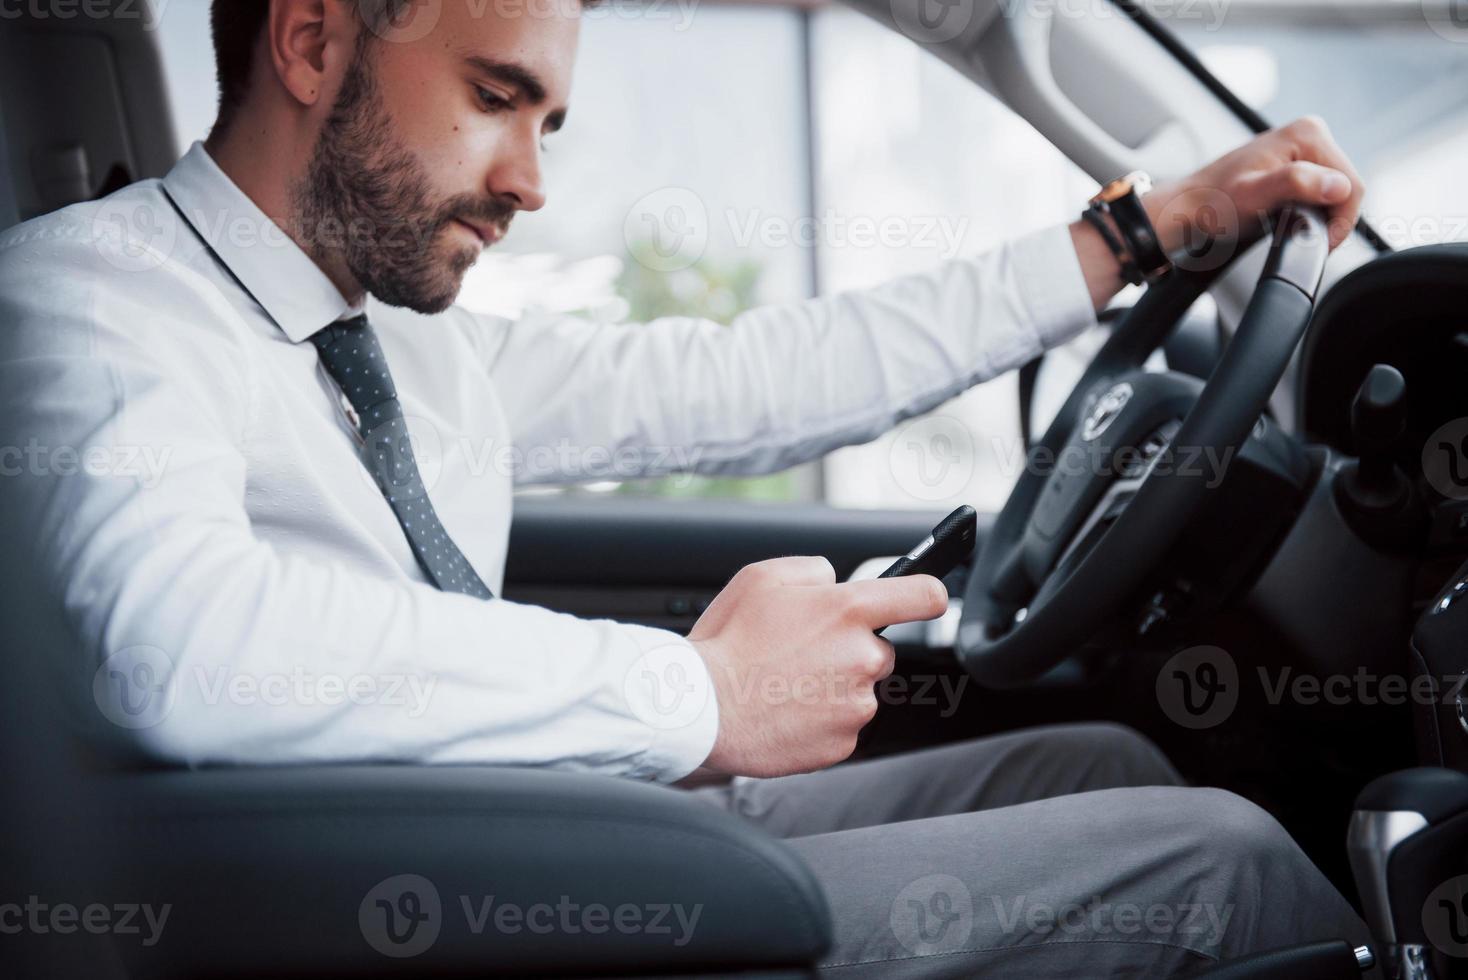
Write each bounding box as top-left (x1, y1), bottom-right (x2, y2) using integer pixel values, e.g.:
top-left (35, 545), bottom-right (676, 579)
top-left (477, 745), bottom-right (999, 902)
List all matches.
top-left (474, 86), bottom-right (511, 113)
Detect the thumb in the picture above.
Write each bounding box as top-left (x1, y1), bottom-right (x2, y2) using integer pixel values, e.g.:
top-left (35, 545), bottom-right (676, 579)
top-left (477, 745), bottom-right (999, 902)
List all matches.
top-left (841, 574), bottom-right (950, 629)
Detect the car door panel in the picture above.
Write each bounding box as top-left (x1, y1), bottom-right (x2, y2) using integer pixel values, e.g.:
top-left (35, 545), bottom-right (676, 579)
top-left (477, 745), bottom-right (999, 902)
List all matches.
top-left (504, 497), bottom-right (989, 633)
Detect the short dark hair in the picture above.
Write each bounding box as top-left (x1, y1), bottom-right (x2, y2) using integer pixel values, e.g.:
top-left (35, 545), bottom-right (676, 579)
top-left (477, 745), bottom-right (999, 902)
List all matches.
top-left (210, 1), bottom-right (268, 137)
top-left (208, 0), bottom-right (591, 139)
top-left (208, 1), bottom-right (412, 138)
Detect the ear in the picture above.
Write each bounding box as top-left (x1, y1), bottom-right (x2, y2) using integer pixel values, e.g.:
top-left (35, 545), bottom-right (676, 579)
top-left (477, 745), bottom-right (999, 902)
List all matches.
top-left (265, 0), bottom-right (359, 109)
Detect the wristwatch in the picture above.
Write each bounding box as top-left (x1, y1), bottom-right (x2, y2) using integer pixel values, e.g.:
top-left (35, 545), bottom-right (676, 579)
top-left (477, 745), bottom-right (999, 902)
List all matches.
top-left (1084, 171), bottom-right (1172, 287)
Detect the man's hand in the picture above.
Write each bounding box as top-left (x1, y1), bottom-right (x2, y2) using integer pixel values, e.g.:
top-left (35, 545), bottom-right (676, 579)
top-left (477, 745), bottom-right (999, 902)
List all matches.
top-left (1073, 116), bottom-right (1365, 309)
top-left (1147, 115), bottom-right (1366, 255)
top-left (688, 556), bottom-right (948, 778)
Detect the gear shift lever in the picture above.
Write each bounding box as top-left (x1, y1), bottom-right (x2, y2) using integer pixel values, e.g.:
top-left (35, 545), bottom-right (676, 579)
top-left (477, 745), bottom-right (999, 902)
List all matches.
top-left (1348, 767), bottom-right (1468, 979)
top-left (1343, 364), bottom-right (1410, 512)
top-left (1336, 364), bottom-right (1423, 549)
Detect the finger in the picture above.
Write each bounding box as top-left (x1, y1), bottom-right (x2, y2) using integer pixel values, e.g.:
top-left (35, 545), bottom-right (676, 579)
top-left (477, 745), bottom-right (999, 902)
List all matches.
top-left (839, 574), bottom-right (949, 629)
top-left (737, 555), bottom-right (837, 589)
top-left (1286, 121), bottom-right (1367, 248)
top-left (764, 555), bottom-right (838, 587)
top-left (1242, 161), bottom-right (1355, 249)
top-left (871, 636), bottom-right (896, 682)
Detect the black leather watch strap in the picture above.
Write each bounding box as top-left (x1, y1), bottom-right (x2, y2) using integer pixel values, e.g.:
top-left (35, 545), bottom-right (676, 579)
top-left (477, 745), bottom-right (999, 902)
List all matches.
top-left (1081, 209), bottom-right (1144, 287)
top-left (1107, 188), bottom-right (1170, 282)
top-left (1088, 172), bottom-right (1172, 285)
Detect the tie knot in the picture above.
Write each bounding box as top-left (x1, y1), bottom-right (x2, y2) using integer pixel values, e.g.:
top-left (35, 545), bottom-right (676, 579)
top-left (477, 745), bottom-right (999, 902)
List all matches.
top-left (310, 313), bottom-right (399, 426)
top-left (310, 313), bottom-right (371, 352)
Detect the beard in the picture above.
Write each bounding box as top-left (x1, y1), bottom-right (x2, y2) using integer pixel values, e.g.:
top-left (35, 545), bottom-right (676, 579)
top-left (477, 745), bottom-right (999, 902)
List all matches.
top-left (292, 44), bottom-right (515, 314)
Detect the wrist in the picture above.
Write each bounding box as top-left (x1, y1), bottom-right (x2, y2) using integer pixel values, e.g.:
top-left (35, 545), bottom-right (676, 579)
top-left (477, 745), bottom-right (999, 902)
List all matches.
top-left (1143, 181), bottom-right (1182, 256)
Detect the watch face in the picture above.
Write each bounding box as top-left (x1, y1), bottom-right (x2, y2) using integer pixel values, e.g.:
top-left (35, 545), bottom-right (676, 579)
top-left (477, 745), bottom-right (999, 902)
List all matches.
top-left (1094, 171), bottom-right (1154, 205)
top-left (1095, 178), bottom-right (1132, 205)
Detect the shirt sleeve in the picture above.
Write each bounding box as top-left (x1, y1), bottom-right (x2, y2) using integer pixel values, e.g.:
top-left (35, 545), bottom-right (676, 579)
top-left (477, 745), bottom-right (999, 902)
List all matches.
top-left (471, 224), bottom-right (1097, 483)
top-left (0, 223), bottom-right (718, 782)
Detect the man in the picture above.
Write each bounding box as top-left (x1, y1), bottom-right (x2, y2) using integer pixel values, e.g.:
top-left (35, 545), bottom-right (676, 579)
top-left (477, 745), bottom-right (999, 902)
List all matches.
top-left (0, 0), bottom-right (1373, 975)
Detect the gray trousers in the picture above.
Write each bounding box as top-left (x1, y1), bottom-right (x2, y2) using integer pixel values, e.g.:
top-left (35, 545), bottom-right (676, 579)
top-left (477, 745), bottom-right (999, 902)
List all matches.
top-left (691, 723), bottom-right (1371, 978)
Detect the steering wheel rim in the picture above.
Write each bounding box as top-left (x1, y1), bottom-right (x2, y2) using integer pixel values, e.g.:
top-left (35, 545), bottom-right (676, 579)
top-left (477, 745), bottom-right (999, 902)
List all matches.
top-left (956, 208), bottom-right (1331, 688)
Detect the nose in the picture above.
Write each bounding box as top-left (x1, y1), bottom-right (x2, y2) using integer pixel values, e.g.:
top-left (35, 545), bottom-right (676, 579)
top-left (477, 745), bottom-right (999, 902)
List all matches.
top-left (487, 124), bottom-right (546, 214)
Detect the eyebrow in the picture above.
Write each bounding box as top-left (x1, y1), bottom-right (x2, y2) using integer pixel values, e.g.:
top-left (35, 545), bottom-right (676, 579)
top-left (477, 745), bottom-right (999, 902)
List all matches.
top-left (463, 55), bottom-right (567, 133)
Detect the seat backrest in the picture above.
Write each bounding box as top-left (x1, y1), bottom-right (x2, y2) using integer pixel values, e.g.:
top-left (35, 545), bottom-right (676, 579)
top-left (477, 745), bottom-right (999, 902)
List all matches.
top-left (0, 0), bottom-right (177, 226)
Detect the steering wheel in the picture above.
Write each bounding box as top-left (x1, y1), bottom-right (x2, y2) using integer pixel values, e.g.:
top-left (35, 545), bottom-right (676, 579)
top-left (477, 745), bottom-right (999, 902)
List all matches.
top-left (956, 208), bottom-right (1330, 688)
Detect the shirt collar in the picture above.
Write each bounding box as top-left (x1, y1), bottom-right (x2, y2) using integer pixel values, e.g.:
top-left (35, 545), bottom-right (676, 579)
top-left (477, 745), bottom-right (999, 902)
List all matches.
top-left (162, 142), bottom-right (358, 343)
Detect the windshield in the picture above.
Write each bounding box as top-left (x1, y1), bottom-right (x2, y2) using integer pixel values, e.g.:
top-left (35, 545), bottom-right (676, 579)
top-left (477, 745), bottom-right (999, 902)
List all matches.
top-left (1163, 0), bottom-right (1468, 249)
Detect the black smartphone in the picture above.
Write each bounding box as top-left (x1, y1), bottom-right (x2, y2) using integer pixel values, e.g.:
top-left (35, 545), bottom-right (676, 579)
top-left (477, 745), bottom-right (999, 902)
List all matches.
top-left (877, 505), bottom-right (978, 583)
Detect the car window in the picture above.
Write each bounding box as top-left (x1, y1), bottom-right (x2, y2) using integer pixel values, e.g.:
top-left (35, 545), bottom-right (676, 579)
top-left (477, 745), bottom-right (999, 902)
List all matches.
top-left (153, 3), bottom-right (1093, 511)
top-left (1167, 0), bottom-right (1468, 251)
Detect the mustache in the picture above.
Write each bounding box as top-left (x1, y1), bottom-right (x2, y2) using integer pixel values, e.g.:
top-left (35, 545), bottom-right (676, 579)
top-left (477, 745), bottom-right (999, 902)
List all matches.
top-left (440, 195), bottom-right (516, 237)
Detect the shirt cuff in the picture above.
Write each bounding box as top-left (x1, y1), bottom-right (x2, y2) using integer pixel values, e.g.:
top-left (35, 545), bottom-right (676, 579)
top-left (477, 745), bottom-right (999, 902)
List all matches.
top-left (1009, 223), bottom-right (1100, 351)
top-left (616, 624), bottom-right (721, 783)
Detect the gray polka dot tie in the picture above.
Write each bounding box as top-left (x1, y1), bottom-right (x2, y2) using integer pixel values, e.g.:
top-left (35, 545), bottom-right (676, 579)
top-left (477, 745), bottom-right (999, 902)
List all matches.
top-left (311, 315), bottom-right (494, 600)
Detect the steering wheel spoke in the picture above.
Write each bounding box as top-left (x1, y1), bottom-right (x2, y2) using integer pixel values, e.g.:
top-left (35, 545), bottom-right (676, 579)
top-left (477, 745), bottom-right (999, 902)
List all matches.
top-left (957, 208), bottom-right (1331, 688)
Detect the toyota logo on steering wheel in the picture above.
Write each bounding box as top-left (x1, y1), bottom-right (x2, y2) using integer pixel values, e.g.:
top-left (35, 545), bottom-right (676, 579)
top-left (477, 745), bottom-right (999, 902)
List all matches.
top-left (1082, 382), bottom-right (1134, 442)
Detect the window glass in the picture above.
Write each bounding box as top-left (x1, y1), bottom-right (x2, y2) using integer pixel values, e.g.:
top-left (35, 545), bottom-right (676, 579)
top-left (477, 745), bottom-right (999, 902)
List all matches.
top-left (154, 3), bottom-right (1095, 510)
top-left (156, 5), bottom-right (822, 502)
top-left (1165, 1), bottom-right (1468, 250)
top-left (812, 5), bottom-right (1093, 512)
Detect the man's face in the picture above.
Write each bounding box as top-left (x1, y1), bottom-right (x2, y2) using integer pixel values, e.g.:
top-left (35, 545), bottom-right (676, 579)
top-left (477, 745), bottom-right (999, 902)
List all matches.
top-left (295, 0), bottom-right (579, 313)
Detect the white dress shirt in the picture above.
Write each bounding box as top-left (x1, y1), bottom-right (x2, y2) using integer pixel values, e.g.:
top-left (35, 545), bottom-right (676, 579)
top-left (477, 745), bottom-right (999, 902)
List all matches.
top-left (0, 143), bottom-right (1096, 781)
